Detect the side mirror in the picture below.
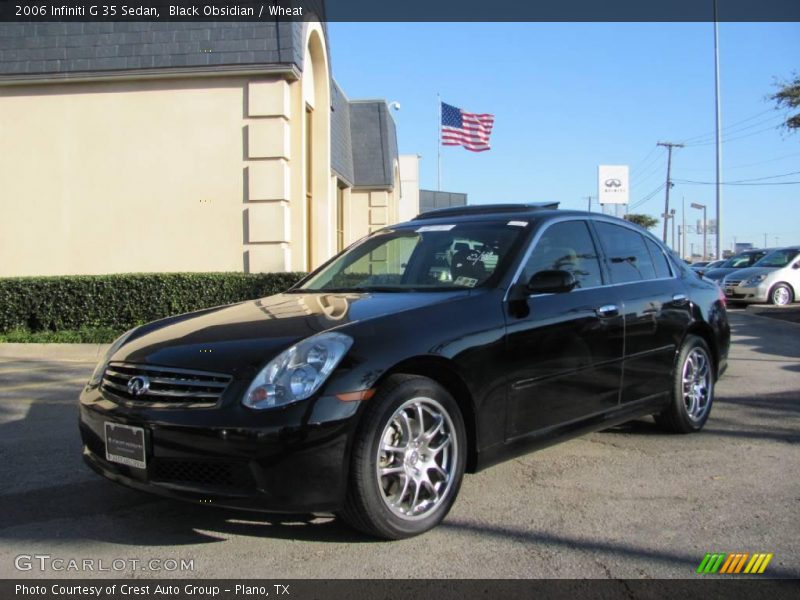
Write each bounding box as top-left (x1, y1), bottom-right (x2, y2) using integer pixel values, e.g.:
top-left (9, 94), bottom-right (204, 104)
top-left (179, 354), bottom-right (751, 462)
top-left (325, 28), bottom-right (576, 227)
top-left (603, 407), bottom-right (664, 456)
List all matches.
top-left (526, 270), bottom-right (577, 294)
top-left (792, 262), bottom-right (800, 270)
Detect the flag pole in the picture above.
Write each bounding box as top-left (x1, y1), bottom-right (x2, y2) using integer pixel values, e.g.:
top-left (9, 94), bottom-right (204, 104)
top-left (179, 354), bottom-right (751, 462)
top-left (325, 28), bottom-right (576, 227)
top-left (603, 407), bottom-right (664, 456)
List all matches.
top-left (437, 93), bottom-right (441, 191)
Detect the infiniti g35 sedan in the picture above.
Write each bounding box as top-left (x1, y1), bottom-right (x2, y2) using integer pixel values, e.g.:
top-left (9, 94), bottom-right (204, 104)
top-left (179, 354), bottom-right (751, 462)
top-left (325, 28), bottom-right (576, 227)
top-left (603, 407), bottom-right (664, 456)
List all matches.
top-left (80, 204), bottom-right (730, 539)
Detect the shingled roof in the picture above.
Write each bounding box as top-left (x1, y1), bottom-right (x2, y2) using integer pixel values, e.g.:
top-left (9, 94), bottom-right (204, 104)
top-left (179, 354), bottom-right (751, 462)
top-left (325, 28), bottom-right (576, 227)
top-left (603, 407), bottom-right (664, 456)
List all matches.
top-left (0, 22), bottom-right (310, 79)
top-left (0, 18), bottom-right (397, 191)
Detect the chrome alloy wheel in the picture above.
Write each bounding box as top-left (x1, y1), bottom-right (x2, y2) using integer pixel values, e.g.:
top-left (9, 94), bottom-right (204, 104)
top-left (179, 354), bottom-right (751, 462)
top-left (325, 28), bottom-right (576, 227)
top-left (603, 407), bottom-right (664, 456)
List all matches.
top-left (375, 397), bottom-right (457, 520)
top-left (773, 286), bottom-right (791, 306)
top-left (682, 347), bottom-right (712, 422)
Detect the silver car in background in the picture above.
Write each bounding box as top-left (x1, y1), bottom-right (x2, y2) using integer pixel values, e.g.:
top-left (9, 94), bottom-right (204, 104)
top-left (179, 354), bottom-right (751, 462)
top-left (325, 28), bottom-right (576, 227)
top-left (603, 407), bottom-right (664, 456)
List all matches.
top-left (721, 246), bottom-right (800, 306)
top-left (704, 248), bottom-right (773, 283)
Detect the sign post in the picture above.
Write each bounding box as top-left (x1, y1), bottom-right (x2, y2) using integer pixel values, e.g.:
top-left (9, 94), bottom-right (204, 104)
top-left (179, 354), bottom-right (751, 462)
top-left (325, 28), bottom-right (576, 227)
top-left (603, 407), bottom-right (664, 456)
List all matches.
top-left (598, 165), bottom-right (630, 217)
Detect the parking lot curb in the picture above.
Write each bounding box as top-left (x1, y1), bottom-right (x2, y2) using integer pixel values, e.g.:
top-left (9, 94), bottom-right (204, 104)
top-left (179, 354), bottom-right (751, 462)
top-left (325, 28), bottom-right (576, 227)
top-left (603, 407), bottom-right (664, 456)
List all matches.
top-left (0, 343), bottom-right (110, 362)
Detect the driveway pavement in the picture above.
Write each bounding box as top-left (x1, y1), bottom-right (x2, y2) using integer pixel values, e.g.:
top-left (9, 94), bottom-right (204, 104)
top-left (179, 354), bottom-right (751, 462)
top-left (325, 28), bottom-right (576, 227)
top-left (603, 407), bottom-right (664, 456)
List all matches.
top-left (0, 310), bottom-right (798, 579)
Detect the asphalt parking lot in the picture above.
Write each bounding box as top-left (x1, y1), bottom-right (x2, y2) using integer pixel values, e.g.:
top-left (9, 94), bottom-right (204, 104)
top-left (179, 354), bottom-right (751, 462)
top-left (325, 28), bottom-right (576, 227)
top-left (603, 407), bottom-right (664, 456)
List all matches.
top-left (0, 309), bottom-right (798, 579)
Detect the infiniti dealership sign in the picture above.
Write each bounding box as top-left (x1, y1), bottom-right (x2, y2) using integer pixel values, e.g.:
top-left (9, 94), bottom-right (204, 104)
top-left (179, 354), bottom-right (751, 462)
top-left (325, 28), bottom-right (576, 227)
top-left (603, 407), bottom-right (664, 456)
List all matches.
top-left (598, 165), bottom-right (630, 205)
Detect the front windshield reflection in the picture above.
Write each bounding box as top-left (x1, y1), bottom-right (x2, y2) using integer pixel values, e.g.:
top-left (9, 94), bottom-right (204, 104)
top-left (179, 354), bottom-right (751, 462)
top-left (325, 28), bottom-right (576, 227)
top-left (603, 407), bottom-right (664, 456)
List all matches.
top-left (298, 223), bottom-right (526, 293)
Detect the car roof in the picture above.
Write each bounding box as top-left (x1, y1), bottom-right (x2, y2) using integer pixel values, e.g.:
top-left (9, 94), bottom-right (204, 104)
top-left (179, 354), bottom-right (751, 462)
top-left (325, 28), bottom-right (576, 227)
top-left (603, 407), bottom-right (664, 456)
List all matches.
top-left (408, 204), bottom-right (645, 230)
top-left (413, 202), bottom-right (560, 220)
top-left (740, 248), bottom-right (775, 254)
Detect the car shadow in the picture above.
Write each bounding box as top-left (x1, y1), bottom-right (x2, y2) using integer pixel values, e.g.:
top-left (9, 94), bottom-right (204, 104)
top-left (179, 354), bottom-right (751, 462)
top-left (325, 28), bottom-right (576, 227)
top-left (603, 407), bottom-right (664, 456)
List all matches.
top-left (0, 477), bottom-right (375, 545)
top-left (0, 360), bottom-right (375, 546)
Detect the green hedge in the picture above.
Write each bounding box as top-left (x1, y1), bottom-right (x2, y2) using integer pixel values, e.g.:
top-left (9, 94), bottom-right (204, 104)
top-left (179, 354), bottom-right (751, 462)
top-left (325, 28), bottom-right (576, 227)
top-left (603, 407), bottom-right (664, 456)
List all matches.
top-left (0, 272), bottom-right (306, 336)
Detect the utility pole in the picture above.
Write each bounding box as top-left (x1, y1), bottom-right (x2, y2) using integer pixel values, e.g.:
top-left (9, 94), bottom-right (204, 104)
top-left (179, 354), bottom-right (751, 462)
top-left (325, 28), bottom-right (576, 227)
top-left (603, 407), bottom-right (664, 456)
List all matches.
top-left (678, 225), bottom-right (683, 259)
top-left (764, 233), bottom-right (768, 248)
top-left (658, 142), bottom-right (684, 243)
top-left (583, 195), bottom-right (595, 212)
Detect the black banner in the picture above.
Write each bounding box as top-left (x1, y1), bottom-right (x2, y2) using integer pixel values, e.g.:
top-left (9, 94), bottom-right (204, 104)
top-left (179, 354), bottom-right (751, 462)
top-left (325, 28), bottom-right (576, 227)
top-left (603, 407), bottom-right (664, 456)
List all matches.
top-left (1, 0), bottom-right (800, 22)
top-left (4, 579), bottom-right (800, 600)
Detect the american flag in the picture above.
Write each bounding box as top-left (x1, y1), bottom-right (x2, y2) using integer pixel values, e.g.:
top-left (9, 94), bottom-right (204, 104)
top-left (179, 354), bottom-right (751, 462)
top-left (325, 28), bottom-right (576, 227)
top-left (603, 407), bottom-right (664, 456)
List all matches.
top-left (441, 102), bottom-right (495, 152)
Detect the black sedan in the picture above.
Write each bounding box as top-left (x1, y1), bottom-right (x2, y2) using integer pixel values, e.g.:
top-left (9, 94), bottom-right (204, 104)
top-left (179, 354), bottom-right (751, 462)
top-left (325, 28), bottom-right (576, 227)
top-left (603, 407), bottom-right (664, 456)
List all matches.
top-left (80, 204), bottom-right (730, 539)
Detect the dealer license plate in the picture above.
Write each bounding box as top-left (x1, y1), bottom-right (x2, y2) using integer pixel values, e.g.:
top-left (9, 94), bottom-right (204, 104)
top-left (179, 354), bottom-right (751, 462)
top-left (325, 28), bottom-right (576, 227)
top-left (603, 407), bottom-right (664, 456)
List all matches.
top-left (105, 422), bottom-right (146, 469)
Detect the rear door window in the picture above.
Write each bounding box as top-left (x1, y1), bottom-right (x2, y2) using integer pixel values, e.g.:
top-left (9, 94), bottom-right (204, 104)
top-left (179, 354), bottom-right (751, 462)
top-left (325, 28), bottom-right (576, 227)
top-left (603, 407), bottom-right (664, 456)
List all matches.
top-left (594, 222), bottom-right (658, 284)
top-left (645, 238), bottom-right (673, 279)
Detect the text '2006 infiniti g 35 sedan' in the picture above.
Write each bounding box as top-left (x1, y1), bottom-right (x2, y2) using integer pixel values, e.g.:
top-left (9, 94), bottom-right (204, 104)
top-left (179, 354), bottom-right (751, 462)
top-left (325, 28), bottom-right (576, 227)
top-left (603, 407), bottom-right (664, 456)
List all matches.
top-left (80, 204), bottom-right (730, 539)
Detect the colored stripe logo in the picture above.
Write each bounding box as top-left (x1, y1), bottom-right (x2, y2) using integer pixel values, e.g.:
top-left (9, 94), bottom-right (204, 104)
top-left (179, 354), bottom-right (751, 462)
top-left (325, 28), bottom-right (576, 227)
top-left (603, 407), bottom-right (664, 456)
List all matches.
top-left (697, 552), bottom-right (773, 574)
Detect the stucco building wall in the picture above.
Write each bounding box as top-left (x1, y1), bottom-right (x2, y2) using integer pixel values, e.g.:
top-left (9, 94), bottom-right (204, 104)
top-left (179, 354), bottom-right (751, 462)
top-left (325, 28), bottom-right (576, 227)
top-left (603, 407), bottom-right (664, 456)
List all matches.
top-left (0, 20), bottom-right (411, 278)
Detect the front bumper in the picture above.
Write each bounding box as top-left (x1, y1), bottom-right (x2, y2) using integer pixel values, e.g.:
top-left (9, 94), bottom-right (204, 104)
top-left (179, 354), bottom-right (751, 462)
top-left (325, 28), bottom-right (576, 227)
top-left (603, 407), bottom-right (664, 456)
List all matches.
top-left (79, 384), bottom-right (360, 513)
top-left (722, 282), bottom-right (769, 303)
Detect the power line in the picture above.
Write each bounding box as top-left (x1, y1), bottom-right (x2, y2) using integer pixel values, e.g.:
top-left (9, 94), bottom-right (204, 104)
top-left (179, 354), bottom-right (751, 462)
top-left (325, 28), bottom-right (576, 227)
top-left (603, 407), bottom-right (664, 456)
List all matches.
top-left (681, 113), bottom-right (784, 146)
top-left (675, 151), bottom-right (800, 172)
top-left (631, 146), bottom-right (666, 175)
top-left (674, 169), bottom-right (800, 185)
top-left (678, 108), bottom-right (774, 144)
top-left (685, 124), bottom-right (781, 147)
top-left (721, 170), bottom-right (800, 183)
top-left (628, 182), bottom-right (666, 211)
top-left (630, 145), bottom-right (660, 173)
top-left (675, 179), bottom-right (800, 186)
top-left (634, 153), bottom-right (668, 183)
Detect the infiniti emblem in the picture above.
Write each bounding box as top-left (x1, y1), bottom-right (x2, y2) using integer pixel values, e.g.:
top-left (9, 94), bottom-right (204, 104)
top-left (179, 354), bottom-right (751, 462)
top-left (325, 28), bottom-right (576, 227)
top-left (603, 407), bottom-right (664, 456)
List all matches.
top-left (127, 375), bottom-right (150, 396)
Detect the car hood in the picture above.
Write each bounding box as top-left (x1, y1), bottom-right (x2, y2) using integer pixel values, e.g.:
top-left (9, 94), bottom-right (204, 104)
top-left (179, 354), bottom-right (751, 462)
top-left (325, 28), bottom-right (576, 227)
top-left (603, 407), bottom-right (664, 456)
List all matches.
top-left (113, 290), bottom-right (470, 378)
top-left (724, 266), bottom-right (776, 282)
top-left (703, 267), bottom-right (737, 281)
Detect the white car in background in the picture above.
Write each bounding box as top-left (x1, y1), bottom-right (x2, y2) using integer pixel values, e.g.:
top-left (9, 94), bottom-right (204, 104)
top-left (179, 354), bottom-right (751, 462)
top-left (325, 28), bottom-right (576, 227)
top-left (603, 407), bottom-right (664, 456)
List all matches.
top-left (721, 247), bottom-right (800, 306)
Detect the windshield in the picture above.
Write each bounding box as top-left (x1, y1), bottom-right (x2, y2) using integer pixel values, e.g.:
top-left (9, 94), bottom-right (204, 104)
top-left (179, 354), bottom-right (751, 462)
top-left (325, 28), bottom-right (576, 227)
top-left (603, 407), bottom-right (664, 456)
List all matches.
top-left (754, 249), bottom-right (800, 269)
top-left (297, 221), bottom-right (527, 292)
top-left (726, 251), bottom-right (766, 268)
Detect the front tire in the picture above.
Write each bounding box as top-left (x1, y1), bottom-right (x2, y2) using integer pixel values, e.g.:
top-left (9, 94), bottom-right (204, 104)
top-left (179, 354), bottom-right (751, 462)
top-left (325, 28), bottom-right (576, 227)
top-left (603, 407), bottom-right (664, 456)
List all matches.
top-left (769, 283), bottom-right (794, 306)
top-left (655, 335), bottom-right (714, 433)
top-left (338, 375), bottom-right (466, 539)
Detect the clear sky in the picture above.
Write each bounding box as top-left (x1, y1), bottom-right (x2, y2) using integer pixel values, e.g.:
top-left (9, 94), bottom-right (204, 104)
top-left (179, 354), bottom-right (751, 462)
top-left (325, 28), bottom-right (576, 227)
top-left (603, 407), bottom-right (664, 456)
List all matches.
top-left (328, 22), bottom-right (800, 256)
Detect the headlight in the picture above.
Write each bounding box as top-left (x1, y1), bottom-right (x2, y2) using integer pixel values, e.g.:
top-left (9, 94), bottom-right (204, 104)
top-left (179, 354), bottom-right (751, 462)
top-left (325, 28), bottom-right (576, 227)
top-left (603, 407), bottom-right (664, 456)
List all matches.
top-left (243, 332), bottom-right (353, 410)
top-left (88, 328), bottom-right (138, 386)
top-left (743, 274), bottom-right (768, 287)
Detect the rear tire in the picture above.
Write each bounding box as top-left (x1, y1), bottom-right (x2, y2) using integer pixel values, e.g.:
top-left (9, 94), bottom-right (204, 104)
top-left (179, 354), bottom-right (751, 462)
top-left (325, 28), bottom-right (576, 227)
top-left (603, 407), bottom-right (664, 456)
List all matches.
top-left (656, 335), bottom-right (714, 433)
top-left (769, 283), bottom-right (794, 306)
top-left (338, 374), bottom-right (466, 540)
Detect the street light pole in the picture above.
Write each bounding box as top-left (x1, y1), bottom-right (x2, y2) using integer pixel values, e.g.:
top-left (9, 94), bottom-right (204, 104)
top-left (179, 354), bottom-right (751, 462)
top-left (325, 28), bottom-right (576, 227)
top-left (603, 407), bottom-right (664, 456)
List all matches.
top-left (682, 196), bottom-right (686, 259)
top-left (670, 208), bottom-right (676, 250)
top-left (713, 0), bottom-right (723, 260)
top-left (691, 202), bottom-right (707, 261)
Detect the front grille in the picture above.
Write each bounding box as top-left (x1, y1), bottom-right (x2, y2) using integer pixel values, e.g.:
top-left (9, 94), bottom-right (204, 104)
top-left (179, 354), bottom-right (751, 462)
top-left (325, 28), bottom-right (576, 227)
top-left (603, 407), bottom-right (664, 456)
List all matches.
top-left (151, 459), bottom-right (254, 489)
top-left (102, 362), bottom-right (231, 407)
top-left (726, 279), bottom-right (742, 287)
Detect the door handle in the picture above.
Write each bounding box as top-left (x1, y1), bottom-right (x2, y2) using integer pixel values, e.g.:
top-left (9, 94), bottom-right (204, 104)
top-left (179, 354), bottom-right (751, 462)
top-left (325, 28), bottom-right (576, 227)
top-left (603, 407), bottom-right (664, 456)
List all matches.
top-left (596, 304), bottom-right (619, 318)
top-left (672, 293), bottom-right (689, 305)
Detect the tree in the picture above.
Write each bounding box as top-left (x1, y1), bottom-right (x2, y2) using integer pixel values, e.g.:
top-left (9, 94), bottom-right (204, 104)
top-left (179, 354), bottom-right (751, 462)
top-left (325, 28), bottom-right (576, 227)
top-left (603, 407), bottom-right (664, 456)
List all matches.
top-left (772, 74), bottom-right (800, 131)
top-left (624, 214), bottom-right (659, 230)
